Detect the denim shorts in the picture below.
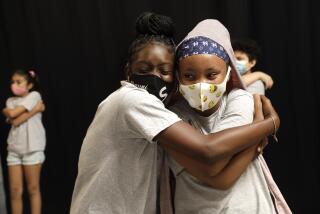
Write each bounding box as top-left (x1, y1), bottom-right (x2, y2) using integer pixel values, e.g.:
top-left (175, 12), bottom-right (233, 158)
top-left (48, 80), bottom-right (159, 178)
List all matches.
top-left (7, 151), bottom-right (45, 166)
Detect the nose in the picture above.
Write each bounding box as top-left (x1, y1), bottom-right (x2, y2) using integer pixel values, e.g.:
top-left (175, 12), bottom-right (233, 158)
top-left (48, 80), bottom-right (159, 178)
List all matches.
top-left (198, 76), bottom-right (210, 84)
top-left (149, 68), bottom-right (162, 78)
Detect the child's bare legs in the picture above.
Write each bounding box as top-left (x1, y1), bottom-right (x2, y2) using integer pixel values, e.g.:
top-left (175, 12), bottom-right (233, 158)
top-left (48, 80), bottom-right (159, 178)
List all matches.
top-left (8, 165), bottom-right (23, 214)
top-left (24, 164), bottom-right (42, 214)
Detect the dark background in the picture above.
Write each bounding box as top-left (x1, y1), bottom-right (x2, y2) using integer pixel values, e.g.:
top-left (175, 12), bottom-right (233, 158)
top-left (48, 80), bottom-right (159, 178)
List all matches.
top-left (0, 0), bottom-right (319, 213)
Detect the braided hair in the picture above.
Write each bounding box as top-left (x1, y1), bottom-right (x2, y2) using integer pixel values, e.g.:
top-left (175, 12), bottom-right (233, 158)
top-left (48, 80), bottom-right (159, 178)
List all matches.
top-left (127, 12), bottom-right (175, 63)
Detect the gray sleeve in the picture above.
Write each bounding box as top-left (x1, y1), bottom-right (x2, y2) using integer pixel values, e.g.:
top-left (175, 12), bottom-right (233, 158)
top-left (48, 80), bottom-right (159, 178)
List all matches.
top-left (215, 89), bottom-right (254, 132)
top-left (6, 98), bottom-right (14, 108)
top-left (246, 80), bottom-right (265, 95)
top-left (19, 91), bottom-right (41, 111)
top-left (120, 91), bottom-right (181, 143)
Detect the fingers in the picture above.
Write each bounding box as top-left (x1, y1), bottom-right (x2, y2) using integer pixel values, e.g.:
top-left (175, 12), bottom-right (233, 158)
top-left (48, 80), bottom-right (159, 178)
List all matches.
top-left (253, 94), bottom-right (264, 122)
top-left (265, 75), bottom-right (273, 88)
top-left (258, 72), bottom-right (274, 89)
top-left (265, 77), bottom-right (274, 89)
top-left (257, 137), bottom-right (268, 155)
top-left (35, 100), bottom-right (46, 112)
top-left (261, 95), bottom-right (277, 118)
top-left (41, 103), bottom-right (46, 111)
top-left (260, 95), bottom-right (280, 132)
top-left (257, 146), bottom-right (263, 155)
top-left (269, 77), bottom-right (274, 88)
top-left (260, 95), bottom-right (273, 115)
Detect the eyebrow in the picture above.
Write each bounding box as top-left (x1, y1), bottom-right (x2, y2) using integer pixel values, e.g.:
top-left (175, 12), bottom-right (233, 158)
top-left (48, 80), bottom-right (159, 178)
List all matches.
top-left (181, 69), bottom-right (196, 73)
top-left (206, 68), bottom-right (222, 73)
top-left (135, 61), bottom-right (173, 66)
top-left (182, 67), bottom-right (222, 73)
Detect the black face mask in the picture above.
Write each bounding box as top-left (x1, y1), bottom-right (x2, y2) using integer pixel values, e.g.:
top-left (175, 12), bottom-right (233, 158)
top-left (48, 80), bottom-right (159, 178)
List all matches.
top-left (129, 74), bottom-right (173, 102)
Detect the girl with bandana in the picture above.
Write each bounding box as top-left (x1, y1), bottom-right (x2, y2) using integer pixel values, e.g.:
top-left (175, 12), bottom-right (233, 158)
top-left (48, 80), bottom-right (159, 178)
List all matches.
top-left (70, 13), bottom-right (281, 214)
top-left (163, 19), bottom-right (291, 213)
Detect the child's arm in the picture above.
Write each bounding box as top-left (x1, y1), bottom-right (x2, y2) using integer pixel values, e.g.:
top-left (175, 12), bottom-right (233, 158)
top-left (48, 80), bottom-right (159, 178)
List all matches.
top-left (4, 91), bottom-right (42, 120)
top-left (186, 140), bottom-right (266, 190)
top-left (163, 91), bottom-right (259, 188)
top-left (242, 71), bottom-right (273, 89)
top-left (2, 106), bottom-right (27, 119)
top-left (9, 101), bottom-right (45, 127)
top-left (162, 143), bottom-right (232, 177)
top-left (163, 136), bottom-right (263, 181)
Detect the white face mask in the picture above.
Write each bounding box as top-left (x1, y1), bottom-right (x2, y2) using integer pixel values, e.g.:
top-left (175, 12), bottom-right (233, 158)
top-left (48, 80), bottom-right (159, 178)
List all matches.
top-left (179, 67), bottom-right (230, 112)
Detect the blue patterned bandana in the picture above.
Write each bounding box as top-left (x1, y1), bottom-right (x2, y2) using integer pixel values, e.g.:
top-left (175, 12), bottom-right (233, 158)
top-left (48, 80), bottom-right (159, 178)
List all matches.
top-left (176, 36), bottom-right (230, 63)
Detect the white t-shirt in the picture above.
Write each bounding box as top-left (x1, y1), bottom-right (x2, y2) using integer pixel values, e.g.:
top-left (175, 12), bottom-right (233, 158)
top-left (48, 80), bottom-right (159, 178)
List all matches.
top-left (247, 79), bottom-right (265, 95)
top-left (6, 91), bottom-right (46, 154)
top-left (70, 81), bottom-right (181, 214)
top-left (168, 89), bottom-right (276, 214)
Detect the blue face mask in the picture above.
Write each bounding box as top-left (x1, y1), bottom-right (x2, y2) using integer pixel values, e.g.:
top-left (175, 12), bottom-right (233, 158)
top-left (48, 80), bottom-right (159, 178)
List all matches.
top-left (235, 60), bottom-right (248, 75)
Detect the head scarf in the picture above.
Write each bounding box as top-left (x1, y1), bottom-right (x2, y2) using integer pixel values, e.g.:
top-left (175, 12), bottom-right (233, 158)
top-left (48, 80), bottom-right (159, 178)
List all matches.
top-left (176, 36), bottom-right (230, 63)
top-left (176, 19), bottom-right (245, 89)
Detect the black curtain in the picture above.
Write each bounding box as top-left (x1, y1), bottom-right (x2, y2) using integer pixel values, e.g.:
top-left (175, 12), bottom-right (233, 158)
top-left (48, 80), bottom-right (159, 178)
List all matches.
top-left (0, 0), bottom-right (318, 213)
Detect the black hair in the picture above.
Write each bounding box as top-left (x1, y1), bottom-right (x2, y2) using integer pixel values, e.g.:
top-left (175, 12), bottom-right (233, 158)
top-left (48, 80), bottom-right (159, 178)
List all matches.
top-left (12, 69), bottom-right (41, 92)
top-left (127, 12), bottom-right (175, 63)
top-left (231, 38), bottom-right (261, 62)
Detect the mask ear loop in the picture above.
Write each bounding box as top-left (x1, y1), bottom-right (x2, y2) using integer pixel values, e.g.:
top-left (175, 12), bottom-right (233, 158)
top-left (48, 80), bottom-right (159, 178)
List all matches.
top-left (225, 65), bottom-right (233, 93)
top-left (225, 66), bottom-right (232, 82)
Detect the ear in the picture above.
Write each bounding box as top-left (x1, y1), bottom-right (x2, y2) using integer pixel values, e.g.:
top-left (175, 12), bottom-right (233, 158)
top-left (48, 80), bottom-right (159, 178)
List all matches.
top-left (124, 63), bottom-right (131, 80)
top-left (248, 59), bottom-right (257, 69)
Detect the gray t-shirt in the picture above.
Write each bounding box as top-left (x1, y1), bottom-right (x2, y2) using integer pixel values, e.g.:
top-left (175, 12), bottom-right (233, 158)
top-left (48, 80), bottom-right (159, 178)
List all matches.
top-left (168, 89), bottom-right (276, 214)
top-left (247, 80), bottom-right (265, 95)
top-left (6, 91), bottom-right (46, 154)
top-left (70, 81), bottom-right (181, 214)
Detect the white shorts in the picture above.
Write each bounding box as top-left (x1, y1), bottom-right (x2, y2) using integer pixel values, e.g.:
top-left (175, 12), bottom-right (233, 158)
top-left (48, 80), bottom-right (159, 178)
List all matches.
top-left (7, 151), bottom-right (45, 166)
